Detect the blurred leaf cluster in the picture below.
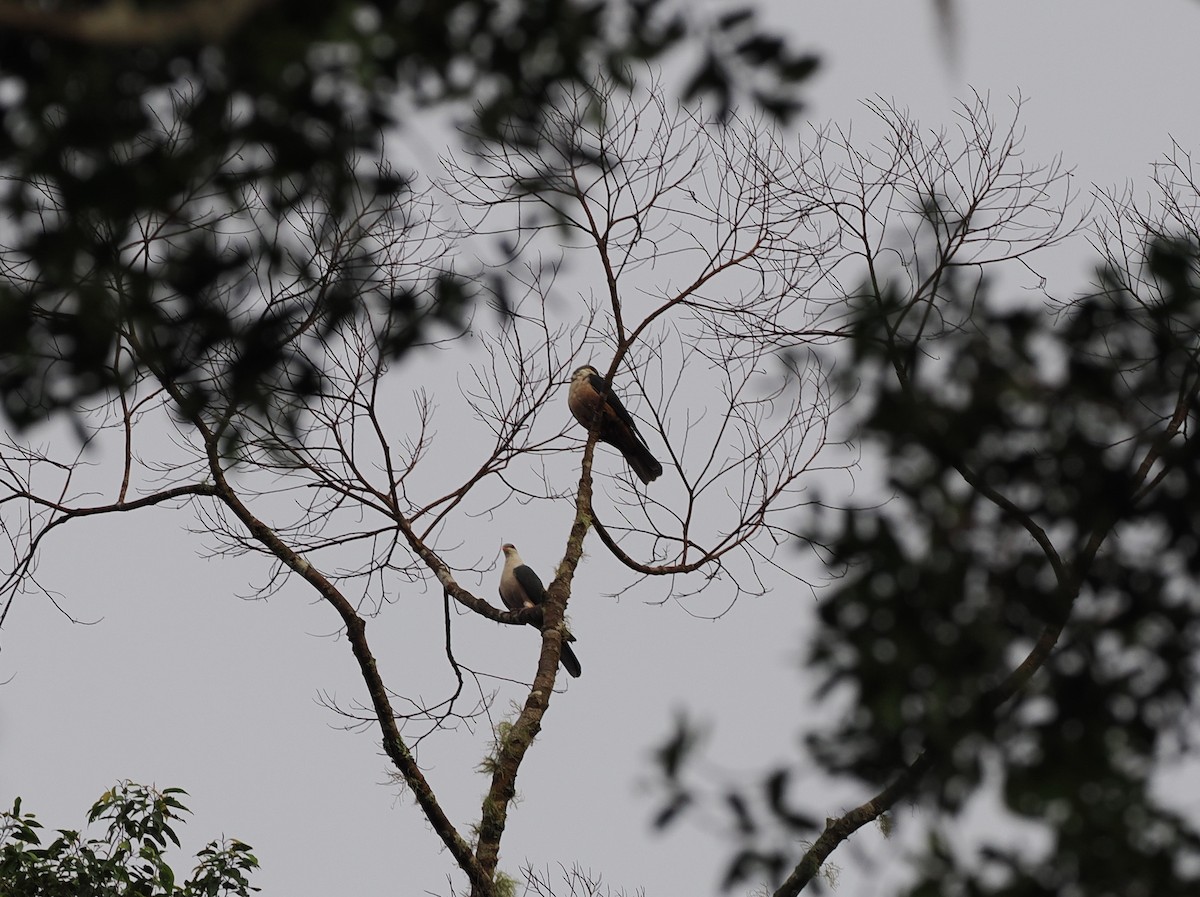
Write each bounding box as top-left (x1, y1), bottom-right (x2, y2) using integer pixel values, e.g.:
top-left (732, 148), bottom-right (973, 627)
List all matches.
top-left (0, 0), bottom-right (816, 428)
top-left (653, 201), bottom-right (1200, 892)
top-left (809, 235), bottom-right (1200, 893)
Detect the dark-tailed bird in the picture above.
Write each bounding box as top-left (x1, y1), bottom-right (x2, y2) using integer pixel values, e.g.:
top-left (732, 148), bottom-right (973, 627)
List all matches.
top-left (568, 364), bottom-right (663, 484)
top-left (499, 543), bottom-right (582, 678)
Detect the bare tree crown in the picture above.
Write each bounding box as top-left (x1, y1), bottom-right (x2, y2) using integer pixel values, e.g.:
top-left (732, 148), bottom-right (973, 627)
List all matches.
top-left (6, 79), bottom-right (1194, 896)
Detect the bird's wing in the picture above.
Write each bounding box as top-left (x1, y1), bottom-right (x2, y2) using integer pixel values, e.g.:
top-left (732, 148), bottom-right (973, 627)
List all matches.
top-left (513, 564), bottom-right (548, 607)
top-left (588, 370), bottom-right (650, 442)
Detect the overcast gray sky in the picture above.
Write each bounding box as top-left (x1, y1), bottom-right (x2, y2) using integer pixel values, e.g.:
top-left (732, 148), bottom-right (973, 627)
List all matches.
top-left (3, 3), bottom-right (1200, 896)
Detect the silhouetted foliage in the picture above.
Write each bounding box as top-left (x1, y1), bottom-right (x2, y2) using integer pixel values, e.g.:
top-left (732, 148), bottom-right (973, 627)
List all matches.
top-left (652, 106), bottom-right (1200, 895)
top-left (0, 0), bottom-right (816, 428)
top-left (805, 236), bottom-right (1200, 895)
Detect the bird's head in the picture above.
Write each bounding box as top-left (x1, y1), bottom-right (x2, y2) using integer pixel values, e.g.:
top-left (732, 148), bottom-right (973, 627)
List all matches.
top-left (500, 543), bottom-right (524, 568)
top-left (570, 365), bottom-right (599, 383)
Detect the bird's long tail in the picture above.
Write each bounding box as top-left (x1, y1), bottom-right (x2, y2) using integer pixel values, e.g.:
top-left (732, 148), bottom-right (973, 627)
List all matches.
top-left (624, 440), bottom-right (663, 484)
top-left (560, 641), bottom-right (582, 678)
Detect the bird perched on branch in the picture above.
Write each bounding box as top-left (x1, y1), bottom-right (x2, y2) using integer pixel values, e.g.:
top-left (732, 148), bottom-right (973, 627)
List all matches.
top-left (568, 364), bottom-right (663, 484)
top-left (498, 543), bottom-right (582, 678)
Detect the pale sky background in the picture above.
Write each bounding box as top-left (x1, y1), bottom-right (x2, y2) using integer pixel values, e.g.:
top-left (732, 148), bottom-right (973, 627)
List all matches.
top-left (3, 3), bottom-right (1200, 896)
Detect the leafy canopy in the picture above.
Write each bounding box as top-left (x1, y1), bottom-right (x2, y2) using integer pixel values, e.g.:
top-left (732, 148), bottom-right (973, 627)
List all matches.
top-left (0, 781), bottom-right (258, 897)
